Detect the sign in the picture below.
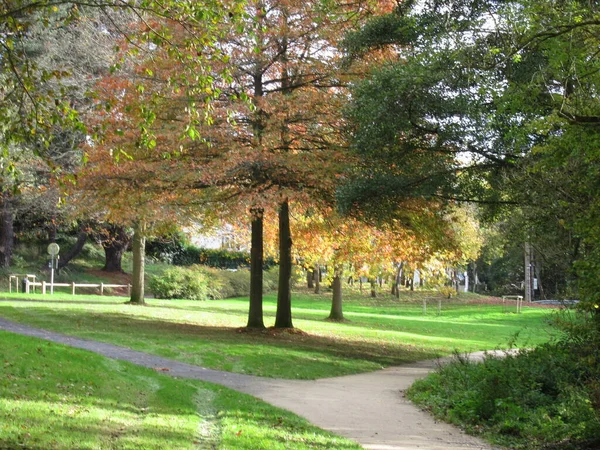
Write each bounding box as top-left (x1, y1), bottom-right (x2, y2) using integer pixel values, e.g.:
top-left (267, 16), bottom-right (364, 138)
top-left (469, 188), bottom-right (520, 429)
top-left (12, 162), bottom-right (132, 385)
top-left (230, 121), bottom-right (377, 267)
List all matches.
top-left (47, 243), bottom-right (60, 256)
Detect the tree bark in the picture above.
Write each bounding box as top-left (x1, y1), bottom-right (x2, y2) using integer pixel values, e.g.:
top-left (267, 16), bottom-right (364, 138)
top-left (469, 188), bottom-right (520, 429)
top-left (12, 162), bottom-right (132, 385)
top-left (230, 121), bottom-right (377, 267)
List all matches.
top-left (313, 265), bottom-right (320, 294)
top-left (99, 225), bottom-right (131, 272)
top-left (129, 221), bottom-right (146, 304)
top-left (247, 208), bottom-right (265, 329)
top-left (103, 244), bottom-right (126, 272)
top-left (57, 230), bottom-right (88, 271)
top-left (275, 200), bottom-right (293, 328)
top-left (370, 279), bottom-right (377, 298)
top-left (392, 262), bottom-right (404, 298)
top-left (0, 192), bottom-right (14, 268)
top-left (307, 269), bottom-right (314, 289)
top-left (328, 266), bottom-right (344, 321)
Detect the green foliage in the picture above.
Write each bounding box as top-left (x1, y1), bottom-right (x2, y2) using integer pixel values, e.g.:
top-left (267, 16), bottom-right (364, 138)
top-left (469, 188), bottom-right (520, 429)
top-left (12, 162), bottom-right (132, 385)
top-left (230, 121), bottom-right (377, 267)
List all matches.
top-left (146, 239), bottom-right (257, 270)
top-left (408, 312), bottom-right (600, 449)
top-left (149, 266), bottom-right (281, 300)
top-left (149, 266), bottom-right (214, 300)
top-left (173, 246), bottom-right (251, 269)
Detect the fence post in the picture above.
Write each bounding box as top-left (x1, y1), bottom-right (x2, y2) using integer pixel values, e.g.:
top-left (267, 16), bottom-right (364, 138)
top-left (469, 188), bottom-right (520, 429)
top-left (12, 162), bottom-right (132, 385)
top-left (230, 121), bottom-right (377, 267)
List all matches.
top-left (25, 279), bottom-right (29, 294)
top-left (42, 281), bottom-right (47, 295)
top-left (127, 284), bottom-right (131, 297)
top-left (100, 283), bottom-right (104, 296)
top-left (72, 282), bottom-right (76, 295)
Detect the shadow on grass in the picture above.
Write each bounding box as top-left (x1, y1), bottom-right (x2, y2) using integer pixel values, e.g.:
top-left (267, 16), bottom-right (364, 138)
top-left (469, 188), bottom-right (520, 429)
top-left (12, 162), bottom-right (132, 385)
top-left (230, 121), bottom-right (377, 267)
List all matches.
top-left (0, 306), bottom-right (441, 377)
top-left (0, 298), bottom-right (127, 306)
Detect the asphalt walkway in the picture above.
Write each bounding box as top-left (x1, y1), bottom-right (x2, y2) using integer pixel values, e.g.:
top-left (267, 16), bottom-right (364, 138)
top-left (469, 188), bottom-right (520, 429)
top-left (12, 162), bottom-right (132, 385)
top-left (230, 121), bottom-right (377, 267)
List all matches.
top-left (0, 317), bottom-right (500, 450)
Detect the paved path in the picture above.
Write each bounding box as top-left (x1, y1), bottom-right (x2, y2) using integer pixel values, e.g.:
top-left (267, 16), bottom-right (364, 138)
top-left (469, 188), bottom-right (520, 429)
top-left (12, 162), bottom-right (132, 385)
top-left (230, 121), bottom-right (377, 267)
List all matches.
top-left (0, 317), bottom-right (501, 450)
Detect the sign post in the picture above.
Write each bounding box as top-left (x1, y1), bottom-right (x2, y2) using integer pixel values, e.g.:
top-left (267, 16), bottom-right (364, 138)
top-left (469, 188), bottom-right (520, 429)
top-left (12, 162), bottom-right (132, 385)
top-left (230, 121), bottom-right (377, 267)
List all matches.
top-left (47, 243), bottom-right (60, 294)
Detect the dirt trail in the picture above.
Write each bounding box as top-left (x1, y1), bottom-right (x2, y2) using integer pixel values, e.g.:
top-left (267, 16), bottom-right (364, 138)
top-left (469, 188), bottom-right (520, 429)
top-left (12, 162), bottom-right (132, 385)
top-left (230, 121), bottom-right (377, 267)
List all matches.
top-left (0, 317), bottom-right (501, 450)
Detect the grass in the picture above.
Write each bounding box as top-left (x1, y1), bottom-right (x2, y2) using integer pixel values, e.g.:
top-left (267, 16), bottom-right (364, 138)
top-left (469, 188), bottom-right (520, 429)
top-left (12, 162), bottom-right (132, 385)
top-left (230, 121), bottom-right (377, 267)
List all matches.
top-left (0, 330), bottom-right (361, 449)
top-left (0, 289), bottom-right (557, 379)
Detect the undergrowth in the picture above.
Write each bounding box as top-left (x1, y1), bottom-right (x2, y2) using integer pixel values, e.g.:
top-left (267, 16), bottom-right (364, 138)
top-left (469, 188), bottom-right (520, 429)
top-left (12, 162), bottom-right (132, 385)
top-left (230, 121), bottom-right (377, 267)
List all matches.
top-left (407, 311), bottom-right (600, 450)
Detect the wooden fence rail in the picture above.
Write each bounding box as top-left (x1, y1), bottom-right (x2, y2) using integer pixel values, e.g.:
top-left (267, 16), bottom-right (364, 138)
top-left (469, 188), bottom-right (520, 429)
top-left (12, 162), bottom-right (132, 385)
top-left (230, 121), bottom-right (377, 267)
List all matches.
top-left (22, 279), bottom-right (131, 296)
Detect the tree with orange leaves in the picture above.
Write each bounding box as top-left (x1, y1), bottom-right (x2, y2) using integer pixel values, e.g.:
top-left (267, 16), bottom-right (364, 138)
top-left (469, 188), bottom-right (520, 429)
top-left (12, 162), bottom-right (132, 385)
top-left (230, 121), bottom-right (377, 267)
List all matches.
top-left (193, 0), bottom-right (396, 329)
top-left (71, 9), bottom-right (244, 304)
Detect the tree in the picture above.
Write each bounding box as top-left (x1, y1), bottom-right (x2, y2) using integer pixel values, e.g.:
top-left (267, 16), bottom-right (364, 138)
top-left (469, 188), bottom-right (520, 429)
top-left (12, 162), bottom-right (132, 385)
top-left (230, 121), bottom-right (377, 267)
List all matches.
top-left (193, 0), bottom-right (395, 328)
top-left (344, 0), bottom-right (600, 315)
top-left (289, 203), bottom-right (465, 320)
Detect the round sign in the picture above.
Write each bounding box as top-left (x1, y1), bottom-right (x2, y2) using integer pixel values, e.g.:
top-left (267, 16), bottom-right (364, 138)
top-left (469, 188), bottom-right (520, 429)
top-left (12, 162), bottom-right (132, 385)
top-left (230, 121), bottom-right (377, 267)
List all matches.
top-left (47, 243), bottom-right (60, 256)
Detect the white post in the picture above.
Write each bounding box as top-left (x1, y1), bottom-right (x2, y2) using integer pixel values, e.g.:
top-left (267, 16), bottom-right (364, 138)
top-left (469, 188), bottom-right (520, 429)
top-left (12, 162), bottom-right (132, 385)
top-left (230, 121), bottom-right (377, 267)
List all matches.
top-left (50, 255), bottom-right (55, 295)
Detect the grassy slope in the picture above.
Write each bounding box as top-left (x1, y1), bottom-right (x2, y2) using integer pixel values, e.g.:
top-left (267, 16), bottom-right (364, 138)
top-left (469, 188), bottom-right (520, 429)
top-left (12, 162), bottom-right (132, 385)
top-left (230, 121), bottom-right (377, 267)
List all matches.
top-left (0, 290), bottom-right (556, 379)
top-left (0, 330), bottom-right (360, 450)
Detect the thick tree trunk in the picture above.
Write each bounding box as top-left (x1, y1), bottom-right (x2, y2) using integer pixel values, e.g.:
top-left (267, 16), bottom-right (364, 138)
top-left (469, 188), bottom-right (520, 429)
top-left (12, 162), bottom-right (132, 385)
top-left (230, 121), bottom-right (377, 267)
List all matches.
top-left (130, 222), bottom-right (146, 304)
top-left (99, 225), bottom-right (131, 273)
top-left (275, 200), bottom-right (293, 328)
top-left (103, 245), bottom-right (126, 272)
top-left (313, 265), bottom-right (320, 294)
top-left (58, 230), bottom-right (88, 271)
top-left (0, 192), bottom-right (14, 268)
top-left (328, 267), bottom-right (344, 321)
top-left (247, 208), bottom-right (265, 329)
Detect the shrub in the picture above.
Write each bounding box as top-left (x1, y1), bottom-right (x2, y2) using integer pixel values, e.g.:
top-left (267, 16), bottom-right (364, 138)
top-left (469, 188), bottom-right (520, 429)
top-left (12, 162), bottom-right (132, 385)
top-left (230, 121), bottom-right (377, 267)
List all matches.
top-left (149, 266), bottom-right (212, 300)
top-left (150, 266), bottom-right (280, 300)
top-left (407, 341), bottom-right (600, 450)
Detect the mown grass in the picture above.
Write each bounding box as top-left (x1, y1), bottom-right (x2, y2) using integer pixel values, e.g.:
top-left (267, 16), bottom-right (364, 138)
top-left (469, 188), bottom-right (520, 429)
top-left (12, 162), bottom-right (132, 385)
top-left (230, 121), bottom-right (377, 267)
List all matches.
top-left (0, 330), bottom-right (361, 450)
top-left (0, 289), bottom-right (556, 379)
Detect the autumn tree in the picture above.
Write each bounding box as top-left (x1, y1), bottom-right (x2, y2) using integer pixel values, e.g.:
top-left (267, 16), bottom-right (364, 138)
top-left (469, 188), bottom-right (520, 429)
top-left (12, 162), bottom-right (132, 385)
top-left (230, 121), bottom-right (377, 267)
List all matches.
top-left (74, 6), bottom-right (244, 304)
top-left (192, 0), bottom-right (397, 329)
top-left (287, 200), bottom-right (464, 320)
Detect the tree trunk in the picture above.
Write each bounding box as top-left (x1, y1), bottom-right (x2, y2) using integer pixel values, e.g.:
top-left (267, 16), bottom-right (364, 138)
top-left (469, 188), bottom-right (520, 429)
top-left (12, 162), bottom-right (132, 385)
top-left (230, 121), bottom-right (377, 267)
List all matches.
top-left (247, 208), bottom-right (265, 329)
top-left (394, 262), bottom-right (404, 298)
top-left (534, 256), bottom-right (546, 300)
top-left (100, 225), bottom-right (131, 273)
top-left (313, 265), bottom-right (320, 294)
top-left (0, 192), bottom-right (14, 268)
top-left (57, 230), bottom-right (88, 272)
top-left (47, 222), bottom-right (57, 243)
top-left (370, 279), bottom-right (377, 298)
top-left (103, 245), bottom-right (126, 272)
top-left (129, 222), bottom-right (146, 304)
top-left (328, 266), bottom-right (344, 321)
top-left (524, 242), bottom-right (533, 302)
top-left (275, 200), bottom-right (293, 329)
top-left (329, 268), bottom-right (344, 321)
top-left (307, 268), bottom-right (314, 289)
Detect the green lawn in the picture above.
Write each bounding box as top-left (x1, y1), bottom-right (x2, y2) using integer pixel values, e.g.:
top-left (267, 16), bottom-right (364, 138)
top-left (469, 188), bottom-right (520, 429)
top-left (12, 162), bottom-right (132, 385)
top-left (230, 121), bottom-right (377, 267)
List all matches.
top-left (0, 331), bottom-right (360, 450)
top-left (0, 290), bottom-right (556, 379)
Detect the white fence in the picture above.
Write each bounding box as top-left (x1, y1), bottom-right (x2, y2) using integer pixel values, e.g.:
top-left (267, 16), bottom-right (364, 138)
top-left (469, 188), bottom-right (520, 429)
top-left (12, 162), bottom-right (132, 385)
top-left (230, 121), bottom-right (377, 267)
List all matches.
top-left (502, 295), bottom-right (524, 313)
top-left (8, 275), bottom-right (130, 296)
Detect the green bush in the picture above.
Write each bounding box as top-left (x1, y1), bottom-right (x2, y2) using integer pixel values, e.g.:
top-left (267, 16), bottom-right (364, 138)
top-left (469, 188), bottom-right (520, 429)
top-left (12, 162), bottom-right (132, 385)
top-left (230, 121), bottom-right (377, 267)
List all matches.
top-left (149, 266), bottom-right (212, 300)
top-left (407, 338), bottom-right (600, 450)
top-left (150, 266), bottom-right (281, 300)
